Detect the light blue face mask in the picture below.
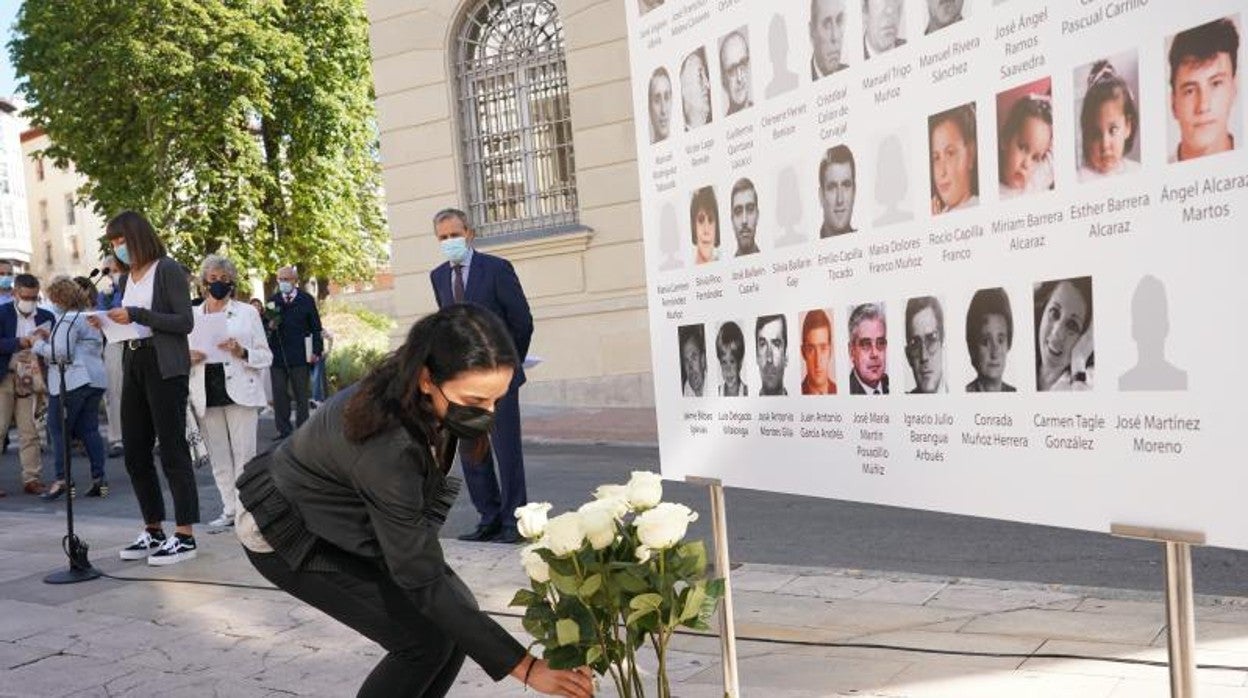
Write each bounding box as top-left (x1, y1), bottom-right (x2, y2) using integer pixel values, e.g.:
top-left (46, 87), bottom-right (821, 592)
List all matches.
top-left (0, 275), bottom-right (12, 290)
top-left (278, 281), bottom-right (293, 295)
top-left (115, 244), bottom-right (131, 266)
top-left (440, 237), bottom-right (470, 265)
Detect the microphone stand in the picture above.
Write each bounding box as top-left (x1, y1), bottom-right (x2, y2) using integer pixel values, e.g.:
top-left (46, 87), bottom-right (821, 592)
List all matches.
top-left (45, 290), bottom-right (102, 584)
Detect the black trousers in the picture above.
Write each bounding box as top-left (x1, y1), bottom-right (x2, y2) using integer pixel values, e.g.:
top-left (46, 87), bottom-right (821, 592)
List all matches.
top-left (270, 363), bottom-right (310, 437)
top-left (121, 345), bottom-right (199, 526)
top-left (246, 548), bottom-right (467, 698)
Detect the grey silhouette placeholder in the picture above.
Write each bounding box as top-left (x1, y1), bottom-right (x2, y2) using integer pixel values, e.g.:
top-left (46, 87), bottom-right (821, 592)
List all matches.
top-left (765, 14), bottom-right (800, 99)
top-left (874, 134), bottom-right (914, 226)
top-left (657, 202), bottom-right (684, 271)
top-left (773, 166), bottom-right (807, 248)
top-left (1120, 275), bottom-right (1188, 391)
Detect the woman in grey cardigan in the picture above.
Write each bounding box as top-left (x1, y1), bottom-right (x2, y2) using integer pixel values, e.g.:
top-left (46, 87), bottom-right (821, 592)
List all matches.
top-left (92, 211), bottom-right (199, 566)
top-left (237, 304), bottom-right (593, 697)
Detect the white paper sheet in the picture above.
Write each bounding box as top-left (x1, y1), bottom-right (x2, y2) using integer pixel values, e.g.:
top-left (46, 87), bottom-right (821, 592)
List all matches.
top-left (189, 312), bottom-right (231, 363)
top-left (85, 311), bottom-right (145, 344)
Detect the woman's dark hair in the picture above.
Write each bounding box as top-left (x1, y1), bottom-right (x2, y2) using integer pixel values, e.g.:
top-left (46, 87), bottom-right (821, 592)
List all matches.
top-left (688, 186), bottom-right (720, 246)
top-left (1080, 60), bottom-right (1138, 163)
top-left (343, 304), bottom-right (518, 446)
top-left (965, 287), bottom-right (1013, 358)
top-left (105, 211), bottom-right (165, 268)
top-left (928, 102), bottom-right (979, 201)
top-left (1032, 276), bottom-right (1094, 372)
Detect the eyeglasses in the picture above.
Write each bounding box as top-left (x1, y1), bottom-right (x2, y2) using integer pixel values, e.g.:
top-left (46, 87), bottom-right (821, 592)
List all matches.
top-left (854, 337), bottom-right (887, 352)
top-left (905, 332), bottom-right (942, 358)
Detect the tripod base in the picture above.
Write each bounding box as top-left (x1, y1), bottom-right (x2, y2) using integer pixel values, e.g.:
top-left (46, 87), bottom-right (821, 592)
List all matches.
top-left (43, 534), bottom-right (103, 585)
top-left (44, 565), bottom-right (102, 584)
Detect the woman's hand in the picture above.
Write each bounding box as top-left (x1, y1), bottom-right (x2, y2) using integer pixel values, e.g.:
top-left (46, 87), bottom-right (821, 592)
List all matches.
top-left (189, 350), bottom-right (206, 365)
top-left (514, 657), bottom-right (594, 697)
top-left (106, 307), bottom-right (131, 325)
top-left (31, 327), bottom-right (49, 341)
top-left (218, 338), bottom-right (245, 359)
top-left (85, 315), bottom-right (102, 329)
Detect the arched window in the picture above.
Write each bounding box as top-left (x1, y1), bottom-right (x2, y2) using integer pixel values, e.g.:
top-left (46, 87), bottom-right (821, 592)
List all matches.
top-left (455, 0), bottom-right (578, 239)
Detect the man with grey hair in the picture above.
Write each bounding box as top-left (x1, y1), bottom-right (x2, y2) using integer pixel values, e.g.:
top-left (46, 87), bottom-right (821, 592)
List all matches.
top-left (848, 302), bottom-right (889, 394)
top-left (430, 207), bottom-right (534, 545)
top-left (266, 264), bottom-right (323, 440)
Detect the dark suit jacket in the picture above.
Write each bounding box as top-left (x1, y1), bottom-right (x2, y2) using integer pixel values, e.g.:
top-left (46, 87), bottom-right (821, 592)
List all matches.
top-left (0, 303), bottom-right (55, 381)
top-left (266, 290), bottom-right (323, 369)
top-left (431, 251), bottom-right (534, 386)
top-left (849, 371), bottom-right (889, 395)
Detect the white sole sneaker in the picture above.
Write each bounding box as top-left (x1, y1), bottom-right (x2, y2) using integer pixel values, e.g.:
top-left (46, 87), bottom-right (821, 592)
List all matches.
top-left (119, 532), bottom-right (165, 560)
top-left (148, 548), bottom-right (197, 566)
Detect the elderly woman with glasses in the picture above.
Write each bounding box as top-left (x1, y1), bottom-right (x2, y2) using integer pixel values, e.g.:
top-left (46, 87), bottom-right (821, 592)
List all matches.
top-left (188, 255), bottom-right (273, 530)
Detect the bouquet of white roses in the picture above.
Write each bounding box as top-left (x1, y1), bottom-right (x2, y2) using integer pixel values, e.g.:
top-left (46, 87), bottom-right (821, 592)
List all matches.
top-left (512, 471), bottom-right (724, 698)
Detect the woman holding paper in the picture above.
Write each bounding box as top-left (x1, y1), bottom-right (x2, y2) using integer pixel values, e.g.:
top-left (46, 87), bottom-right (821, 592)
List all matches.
top-left (188, 255), bottom-right (272, 530)
top-left (32, 276), bottom-right (108, 500)
top-left (93, 210), bottom-right (198, 566)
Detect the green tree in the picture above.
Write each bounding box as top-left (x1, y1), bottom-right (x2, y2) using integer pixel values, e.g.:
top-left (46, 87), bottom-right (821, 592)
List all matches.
top-left (10, 0), bottom-right (387, 285)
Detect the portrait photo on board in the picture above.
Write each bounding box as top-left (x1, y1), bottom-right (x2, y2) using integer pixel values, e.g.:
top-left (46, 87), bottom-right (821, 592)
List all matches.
top-left (819, 144), bottom-right (857, 237)
top-left (964, 287), bottom-right (1018, 392)
top-left (719, 27), bottom-right (754, 116)
top-left (729, 177), bottom-right (761, 256)
top-left (863, 0), bottom-right (906, 60)
top-left (713, 320), bottom-right (751, 396)
top-left (928, 102), bottom-right (980, 215)
top-left (755, 313), bottom-right (791, 396)
top-left (1075, 52), bottom-right (1142, 182)
top-left (996, 78), bottom-right (1054, 200)
top-left (810, 0), bottom-right (849, 80)
top-left (680, 46), bottom-right (715, 131)
top-left (925, 0), bottom-right (967, 35)
top-left (1166, 15), bottom-right (1241, 163)
top-left (647, 66), bottom-right (673, 144)
top-left (689, 185), bottom-right (720, 265)
top-left (638, 0), bottom-right (664, 16)
top-left (1034, 276), bottom-right (1094, 392)
top-left (799, 308), bottom-right (838, 395)
top-left (904, 295), bottom-right (947, 394)
top-left (678, 324), bottom-right (708, 397)
top-left (873, 130), bottom-right (915, 227)
top-left (765, 13), bottom-right (801, 98)
top-left (1119, 275), bottom-right (1188, 391)
top-left (848, 302), bottom-right (889, 395)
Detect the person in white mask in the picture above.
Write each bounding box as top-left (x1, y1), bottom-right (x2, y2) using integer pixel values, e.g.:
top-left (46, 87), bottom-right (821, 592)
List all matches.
top-left (428, 208), bottom-right (533, 545)
top-left (265, 266), bottom-right (323, 441)
top-left (96, 255), bottom-right (129, 458)
top-left (0, 274), bottom-right (55, 495)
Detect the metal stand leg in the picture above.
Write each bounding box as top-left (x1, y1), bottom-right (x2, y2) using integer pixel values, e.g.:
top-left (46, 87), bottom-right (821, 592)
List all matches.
top-left (706, 481), bottom-right (740, 697)
top-left (1164, 541), bottom-right (1197, 698)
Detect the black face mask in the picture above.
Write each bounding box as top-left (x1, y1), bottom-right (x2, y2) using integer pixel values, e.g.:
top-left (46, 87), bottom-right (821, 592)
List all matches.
top-left (436, 384), bottom-right (495, 439)
top-left (207, 280), bottom-right (234, 300)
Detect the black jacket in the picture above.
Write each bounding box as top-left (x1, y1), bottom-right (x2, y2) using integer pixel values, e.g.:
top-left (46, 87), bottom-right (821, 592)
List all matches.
top-left (265, 289), bottom-right (323, 368)
top-left (238, 385), bottom-right (525, 680)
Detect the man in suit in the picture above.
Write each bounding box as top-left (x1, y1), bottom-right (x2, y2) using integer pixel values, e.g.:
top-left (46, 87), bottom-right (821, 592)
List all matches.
top-left (0, 274), bottom-right (54, 495)
top-left (904, 296), bottom-right (946, 393)
top-left (848, 302), bottom-right (889, 395)
top-left (863, 0), bottom-right (906, 59)
top-left (266, 266), bottom-right (323, 440)
top-left (810, 0), bottom-right (848, 80)
top-left (430, 208), bottom-right (534, 545)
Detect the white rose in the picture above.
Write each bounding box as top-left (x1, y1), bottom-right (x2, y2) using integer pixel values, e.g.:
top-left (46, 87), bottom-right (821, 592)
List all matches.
top-left (544, 512), bottom-right (586, 557)
top-left (635, 545), bottom-right (652, 564)
top-left (626, 471), bottom-right (663, 511)
top-left (578, 500), bottom-right (620, 550)
top-left (593, 483), bottom-right (628, 501)
top-left (634, 502), bottom-right (699, 550)
top-left (520, 544), bottom-right (551, 583)
top-left (514, 502), bottom-right (553, 540)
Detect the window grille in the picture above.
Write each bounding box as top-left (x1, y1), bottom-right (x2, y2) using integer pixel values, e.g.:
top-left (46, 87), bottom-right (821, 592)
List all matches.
top-left (64, 194), bottom-right (75, 226)
top-left (455, 0), bottom-right (578, 238)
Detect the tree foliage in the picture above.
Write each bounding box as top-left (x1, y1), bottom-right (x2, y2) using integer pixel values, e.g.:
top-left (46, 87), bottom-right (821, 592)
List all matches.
top-left (10, 0), bottom-right (388, 284)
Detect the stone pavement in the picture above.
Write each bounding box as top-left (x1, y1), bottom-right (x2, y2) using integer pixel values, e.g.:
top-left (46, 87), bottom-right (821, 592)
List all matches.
top-left (3, 510), bottom-right (1248, 697)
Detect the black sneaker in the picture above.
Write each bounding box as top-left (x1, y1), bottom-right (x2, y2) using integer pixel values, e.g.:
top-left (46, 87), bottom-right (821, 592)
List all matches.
top-left (148, 535), bottom-right (197, 566)
top-left (84, 480), bottom-right (109, 498)
top-left (120, 529), bottom-right (166, 560)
